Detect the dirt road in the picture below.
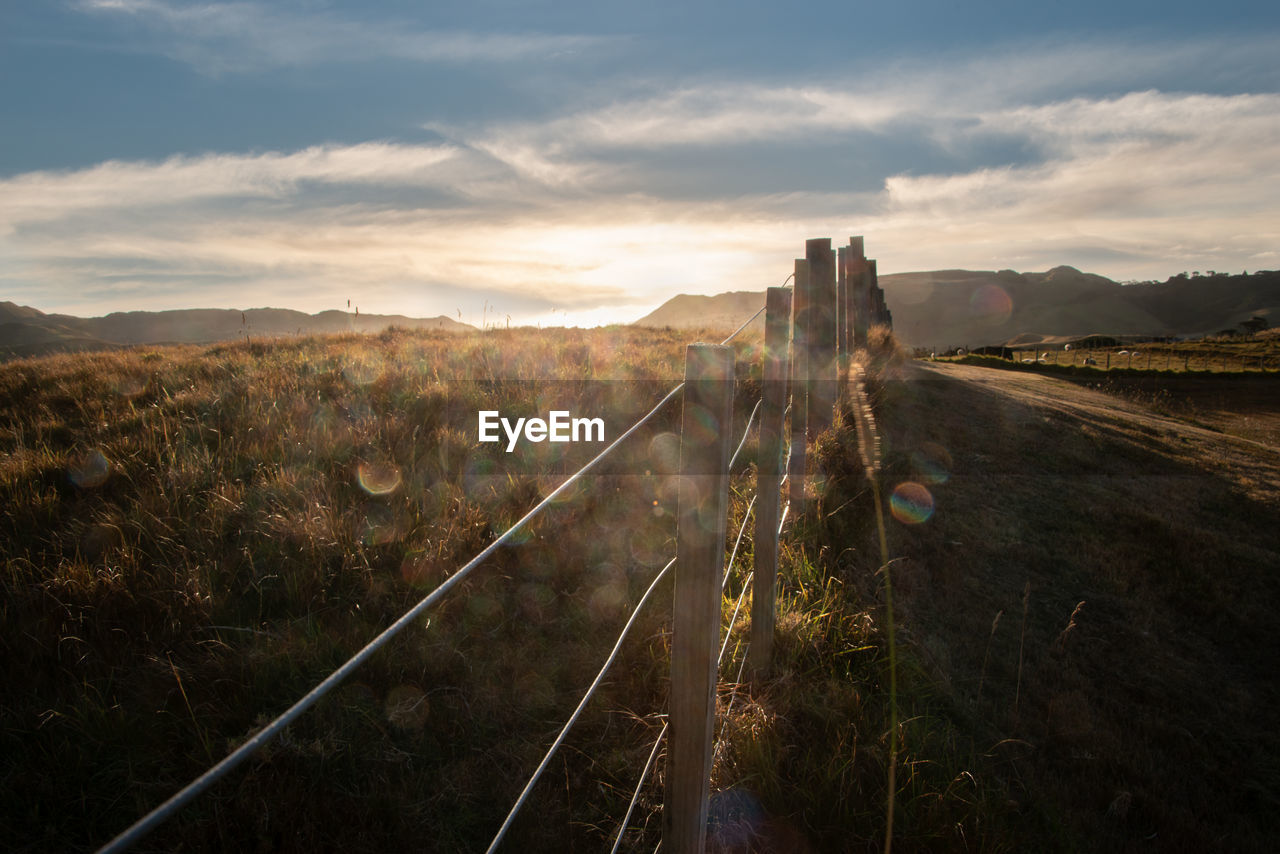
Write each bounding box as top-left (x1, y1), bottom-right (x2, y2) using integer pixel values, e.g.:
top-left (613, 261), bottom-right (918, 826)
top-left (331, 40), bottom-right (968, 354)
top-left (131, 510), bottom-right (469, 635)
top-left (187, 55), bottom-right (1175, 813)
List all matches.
top-left (908, 361), bottom-right (1280, 503)
top-left (870, 359), bottom-right (1280, 852)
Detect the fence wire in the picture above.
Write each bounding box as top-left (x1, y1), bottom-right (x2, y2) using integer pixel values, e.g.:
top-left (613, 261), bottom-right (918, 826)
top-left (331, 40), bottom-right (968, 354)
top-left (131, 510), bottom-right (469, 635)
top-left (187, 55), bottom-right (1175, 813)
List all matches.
top-left (487, 556), bottom-right (676, 852)
top-left (97, 380), bottom-right (687, 854)
top-left (97, 292), bottom-right (803, 854)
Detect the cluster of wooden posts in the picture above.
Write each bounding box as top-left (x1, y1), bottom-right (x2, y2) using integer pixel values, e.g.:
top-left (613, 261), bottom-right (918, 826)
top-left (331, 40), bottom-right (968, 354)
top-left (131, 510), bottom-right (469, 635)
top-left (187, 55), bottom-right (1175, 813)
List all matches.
top-left (663, 236), bottom-right (891, 850)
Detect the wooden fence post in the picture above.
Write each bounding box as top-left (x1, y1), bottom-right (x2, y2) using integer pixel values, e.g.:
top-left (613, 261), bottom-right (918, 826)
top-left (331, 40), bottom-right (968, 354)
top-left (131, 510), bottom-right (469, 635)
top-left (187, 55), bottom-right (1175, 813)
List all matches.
top-left (788, 258), bottom-right (810, 512)
top-left (808, 238), bottom-right (838, 437)
top-left (837, 245), bottom-right (850, 380)
top-left (751, 287), bottom-right (791, 679)
top-left (850, 239), bottom-right (869, 349)
top-left (867, 259), bottom-right (881, 328)
top-left (664, 344), bottom-right (735, 853)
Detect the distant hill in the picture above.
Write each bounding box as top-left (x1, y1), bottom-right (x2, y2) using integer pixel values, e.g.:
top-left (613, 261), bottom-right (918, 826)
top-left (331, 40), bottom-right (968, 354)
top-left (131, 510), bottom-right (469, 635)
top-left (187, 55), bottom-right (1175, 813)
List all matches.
top-left (632, 268), bottom-right (1280, 348)
top-left (0, 303), bottom-right (471, 360)
top-left (631, 291), bottom-right (768, 334)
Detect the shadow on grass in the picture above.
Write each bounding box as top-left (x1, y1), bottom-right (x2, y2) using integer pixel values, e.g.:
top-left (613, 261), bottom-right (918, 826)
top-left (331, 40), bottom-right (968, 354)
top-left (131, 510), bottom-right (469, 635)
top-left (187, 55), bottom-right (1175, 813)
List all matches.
top-left (868, 363), bottom-right (1280, 852)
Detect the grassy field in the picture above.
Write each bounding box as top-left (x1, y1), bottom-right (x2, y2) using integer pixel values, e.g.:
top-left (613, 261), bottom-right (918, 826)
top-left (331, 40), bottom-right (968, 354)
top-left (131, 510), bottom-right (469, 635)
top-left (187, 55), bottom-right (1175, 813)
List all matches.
top-left (0, 326), bottom-right (712, 852)
top-left (5, 324), bottom-right (1274, 852)
top-left (1, 325), bottom-right (941, 853)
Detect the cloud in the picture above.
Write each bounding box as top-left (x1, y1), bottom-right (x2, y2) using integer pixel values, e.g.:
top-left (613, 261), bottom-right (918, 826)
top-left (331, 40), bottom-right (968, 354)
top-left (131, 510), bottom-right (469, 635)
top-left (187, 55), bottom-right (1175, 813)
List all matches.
top-left (0, 143), bottom-right (467, 225)
top-left (872, 90), bottom-right (1280, 273)
top-left (5, 35), bottom-right (1280, 320)
top-left (75, 0), bottom-right (611, 73)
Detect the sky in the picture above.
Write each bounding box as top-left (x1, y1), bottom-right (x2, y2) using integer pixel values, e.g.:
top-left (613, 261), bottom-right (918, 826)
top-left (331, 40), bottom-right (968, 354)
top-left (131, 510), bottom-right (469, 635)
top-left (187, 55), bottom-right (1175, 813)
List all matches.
top-left (2, 1), bottom-right (1279, 327)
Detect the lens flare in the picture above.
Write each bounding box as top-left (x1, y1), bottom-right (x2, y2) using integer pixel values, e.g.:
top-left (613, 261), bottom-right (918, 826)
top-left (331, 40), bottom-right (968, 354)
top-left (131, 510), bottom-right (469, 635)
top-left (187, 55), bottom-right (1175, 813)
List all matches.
top-left (648, 431), bottom-right (681, 475)
top-left (517, 582), bottom-right (555, 622)
top-left (357, 462), bottom-right (401, 495)
top-left (708, 788), bottom-right (766, 849)
top-left (629, 527), bottom-right (669, 568)
top-left (342, 355), bottom-right (384, 386)
top-left (969, 284), bottom-right (1013, 325)
top-left (909, 441), bottom-right (953, 485)
top-left (400, 550), bottom-right (439, 588)
top-left (69, 448), bottom-right (111, 488)
top-left (363, 505), bottom-right (401, 545)
top-left (889, 481), bottom-right (935, 524)
top-left (683, 404), bottom-right (720, 449)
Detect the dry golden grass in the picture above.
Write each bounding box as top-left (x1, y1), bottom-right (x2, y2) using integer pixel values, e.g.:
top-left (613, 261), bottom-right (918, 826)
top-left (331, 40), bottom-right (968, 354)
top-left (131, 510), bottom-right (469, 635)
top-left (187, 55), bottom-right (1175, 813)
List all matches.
top-left (14, 320), bottom-right (1266, 853)
top-left (0, 325), bottom-right (763, 852)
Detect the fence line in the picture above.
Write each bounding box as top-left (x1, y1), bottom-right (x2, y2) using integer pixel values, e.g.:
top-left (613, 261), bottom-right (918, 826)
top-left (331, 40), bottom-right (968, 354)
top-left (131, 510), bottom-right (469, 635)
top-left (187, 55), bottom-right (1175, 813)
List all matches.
top-left (609, 492), bottom-right (792, 852)
top-left (486, 556), bottom-right (676, 852)
top-left (490, 397), bottom-right (766, 844)
top-left (97, 378), bottom-right (688, 854)
top-left (96, 238), bottom-right (885, 854)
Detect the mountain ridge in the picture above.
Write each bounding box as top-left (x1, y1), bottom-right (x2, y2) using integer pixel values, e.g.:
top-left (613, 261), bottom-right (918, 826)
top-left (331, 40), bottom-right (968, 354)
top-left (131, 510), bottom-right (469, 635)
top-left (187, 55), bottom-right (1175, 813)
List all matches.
top-left (632, 267), bottom-right (1280, 348)
top-left (0, 303), bottom-right (471, 360)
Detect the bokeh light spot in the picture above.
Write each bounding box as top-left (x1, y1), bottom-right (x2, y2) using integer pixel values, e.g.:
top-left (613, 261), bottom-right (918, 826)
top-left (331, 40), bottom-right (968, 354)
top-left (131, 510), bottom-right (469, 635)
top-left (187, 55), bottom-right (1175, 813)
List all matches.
top-left (69, 448), bottom-right (111, 488)
top-left (400, 550), bottom-right (439, 589)
top-left (363, 505), bottom-right (401, 545)
top-left (649, 431), bottom-right (681, 475)
top-left (890, 481), bottom-right (935, 524)
top-left (629, 527), bottom-right (669, 568)
top-left (969, 284), bottom-right (1013, 325)
top-left (342, 355), bottom-right (384, 386)
top-left (909, 441), bottom-right (953, 485)
top-left (357, 462), bottom-right (402, 495)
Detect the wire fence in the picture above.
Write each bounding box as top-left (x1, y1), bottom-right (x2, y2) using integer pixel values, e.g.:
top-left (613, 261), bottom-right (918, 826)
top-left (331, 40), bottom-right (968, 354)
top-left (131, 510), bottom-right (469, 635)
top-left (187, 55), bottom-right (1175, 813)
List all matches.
top-left (95, 236), bottom-right (887, 853)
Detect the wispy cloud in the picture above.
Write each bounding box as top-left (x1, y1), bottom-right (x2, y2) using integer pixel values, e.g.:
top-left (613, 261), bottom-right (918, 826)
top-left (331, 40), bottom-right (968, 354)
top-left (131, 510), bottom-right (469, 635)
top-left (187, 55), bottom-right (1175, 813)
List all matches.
top-left (0, 143), bottom-right (467, 224)
top-left (5, 35), bottom-right (1280, 321)
top-left (875, 90), bottom-right (1280, 272)
top-left (75, 0), bottom-right (611, 73)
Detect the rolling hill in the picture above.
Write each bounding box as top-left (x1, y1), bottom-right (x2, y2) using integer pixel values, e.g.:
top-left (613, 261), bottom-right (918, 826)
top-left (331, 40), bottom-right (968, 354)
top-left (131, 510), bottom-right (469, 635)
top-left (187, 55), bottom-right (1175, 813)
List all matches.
top-left (632, 267), bottom-right (1280, 349)
top-left (630, 291), bottom-right (770, 336)
top-left (0, 303), bottom-right (471, 360)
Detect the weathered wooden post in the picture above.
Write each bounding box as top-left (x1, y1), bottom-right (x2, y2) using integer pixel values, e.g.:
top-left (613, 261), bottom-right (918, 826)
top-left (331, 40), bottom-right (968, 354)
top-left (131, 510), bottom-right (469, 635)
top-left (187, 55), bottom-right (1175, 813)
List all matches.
top-left (751, 287), bottom-right (791, 679)
top-left (788, 258), bottom-right (810, 512)
top-left (808, 238), bottom-right (838, 437)
top-left (664, 343), bottom-right (735, 853)
top-left (849, 239), bottom-right (870, 349)
top-left (867, 259), bottom-right (881, 328)
top-left (837, 245), bottom-right (850, 379)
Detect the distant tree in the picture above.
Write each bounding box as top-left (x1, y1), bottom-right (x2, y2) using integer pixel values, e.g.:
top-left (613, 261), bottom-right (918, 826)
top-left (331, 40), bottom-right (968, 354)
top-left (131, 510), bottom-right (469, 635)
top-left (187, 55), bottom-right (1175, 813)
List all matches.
top-left (1240, 316), bottom-right (1269, 335)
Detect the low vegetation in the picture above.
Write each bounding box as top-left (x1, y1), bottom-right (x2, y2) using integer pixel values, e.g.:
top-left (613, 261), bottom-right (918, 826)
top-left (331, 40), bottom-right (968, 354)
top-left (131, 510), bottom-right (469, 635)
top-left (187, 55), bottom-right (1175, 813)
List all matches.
top-left (3, 323), bottom-right (1275, 852)
top-left (0, 326), bottom-right (719, 851)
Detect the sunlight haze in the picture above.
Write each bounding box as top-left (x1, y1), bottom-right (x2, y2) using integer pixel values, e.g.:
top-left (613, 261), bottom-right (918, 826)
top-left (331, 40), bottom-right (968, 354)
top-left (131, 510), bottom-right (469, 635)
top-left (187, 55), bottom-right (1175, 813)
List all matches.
top-left (2, 1), bottom-right (1278, 325)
